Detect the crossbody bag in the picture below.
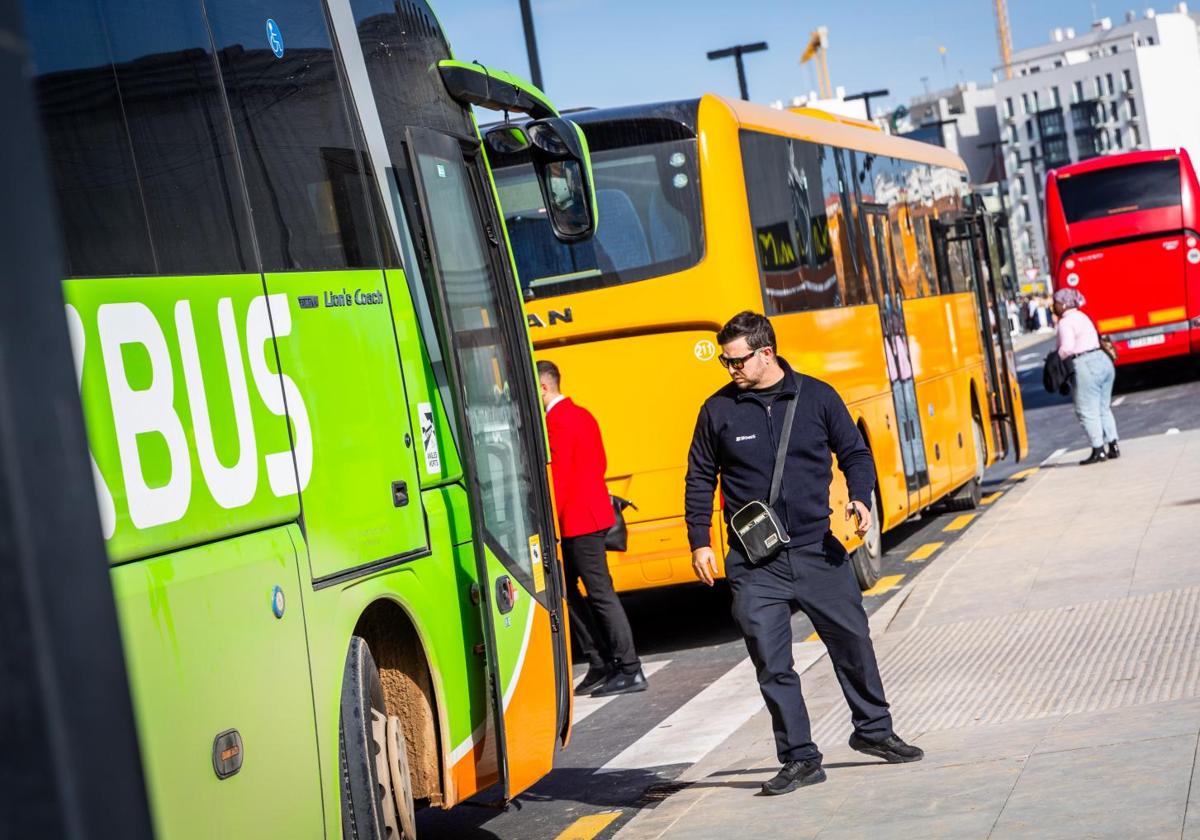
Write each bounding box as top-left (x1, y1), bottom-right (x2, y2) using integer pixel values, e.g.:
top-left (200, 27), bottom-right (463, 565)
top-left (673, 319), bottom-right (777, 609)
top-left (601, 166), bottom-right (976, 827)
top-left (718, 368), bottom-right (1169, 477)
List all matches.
top-left (728, 376), bottom-right (802, 565)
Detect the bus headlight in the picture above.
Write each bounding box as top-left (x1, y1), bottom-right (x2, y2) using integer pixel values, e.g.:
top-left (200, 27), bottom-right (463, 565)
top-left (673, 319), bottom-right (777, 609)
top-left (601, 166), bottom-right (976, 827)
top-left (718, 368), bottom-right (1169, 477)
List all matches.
top-left (1066, 273), bottom-right (1080, 286)
top-left (1188, 249), bottom-right (1200, 265)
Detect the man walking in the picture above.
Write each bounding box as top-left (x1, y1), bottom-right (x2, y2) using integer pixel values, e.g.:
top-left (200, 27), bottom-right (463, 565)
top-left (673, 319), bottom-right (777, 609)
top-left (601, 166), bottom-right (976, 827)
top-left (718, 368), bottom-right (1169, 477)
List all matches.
top-left (538, 360), bottom-right (646, 697)
top-left (685, 312), bottom-right (922, 796)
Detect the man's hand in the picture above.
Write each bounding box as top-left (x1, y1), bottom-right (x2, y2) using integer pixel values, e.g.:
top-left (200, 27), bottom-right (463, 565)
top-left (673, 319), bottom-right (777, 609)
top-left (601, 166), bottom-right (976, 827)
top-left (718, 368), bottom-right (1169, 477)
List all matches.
top-left (846, 499), bottom-right (871, 538)
top-left (692, 547), bottom-right (718, 586)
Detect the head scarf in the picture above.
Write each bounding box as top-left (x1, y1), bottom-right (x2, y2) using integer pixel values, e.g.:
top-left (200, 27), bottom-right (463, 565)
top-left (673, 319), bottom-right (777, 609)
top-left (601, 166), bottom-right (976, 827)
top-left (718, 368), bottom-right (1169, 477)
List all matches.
top-left (1053, 288), bottom-right (1086, 309)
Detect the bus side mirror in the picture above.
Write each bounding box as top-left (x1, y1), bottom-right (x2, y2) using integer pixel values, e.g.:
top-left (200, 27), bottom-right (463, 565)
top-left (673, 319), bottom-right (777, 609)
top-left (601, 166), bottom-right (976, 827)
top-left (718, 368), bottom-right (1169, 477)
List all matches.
top-left (525, 118), bottom-right (597, 243)
top-left (484, 124), bottom-right (531, 155)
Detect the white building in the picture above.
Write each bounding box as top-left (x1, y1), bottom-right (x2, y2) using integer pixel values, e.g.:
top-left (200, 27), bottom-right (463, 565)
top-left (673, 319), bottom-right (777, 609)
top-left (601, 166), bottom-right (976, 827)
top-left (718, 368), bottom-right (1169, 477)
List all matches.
top-left (994, 5), bottom-right (1200, 283)
top-left (902, 82), bottom-right (1002, 185)
top-left (770, 87), bottom-right (871, 122)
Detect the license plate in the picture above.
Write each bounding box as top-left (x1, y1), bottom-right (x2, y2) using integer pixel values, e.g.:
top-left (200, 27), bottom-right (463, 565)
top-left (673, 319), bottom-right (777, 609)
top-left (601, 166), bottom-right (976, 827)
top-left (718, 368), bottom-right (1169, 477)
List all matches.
top-left (1127, 334), bottom-right (1166, 348)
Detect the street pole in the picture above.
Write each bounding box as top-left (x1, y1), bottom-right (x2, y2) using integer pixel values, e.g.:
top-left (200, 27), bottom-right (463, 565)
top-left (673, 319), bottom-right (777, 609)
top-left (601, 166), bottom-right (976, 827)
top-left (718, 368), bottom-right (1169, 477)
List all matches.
top-left (518, 0), bottom-right (544, 92)
top-left (844, 88), bottom-right (890, 121)
top-left (707, 41), bottom-right (769, 101)
top-left (1015, 149), bottom-right (1046, 289)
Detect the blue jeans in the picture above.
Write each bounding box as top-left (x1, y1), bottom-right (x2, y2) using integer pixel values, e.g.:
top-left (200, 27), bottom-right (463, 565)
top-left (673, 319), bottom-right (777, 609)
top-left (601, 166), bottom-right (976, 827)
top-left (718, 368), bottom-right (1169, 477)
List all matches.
top-left (1072, 350), bottom-right (1118, 448)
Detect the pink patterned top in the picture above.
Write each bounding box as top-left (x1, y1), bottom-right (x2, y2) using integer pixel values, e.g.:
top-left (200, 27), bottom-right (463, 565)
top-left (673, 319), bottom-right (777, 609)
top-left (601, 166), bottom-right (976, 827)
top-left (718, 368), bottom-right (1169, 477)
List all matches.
top-left (1056, 308), bottom-right (1101, 360)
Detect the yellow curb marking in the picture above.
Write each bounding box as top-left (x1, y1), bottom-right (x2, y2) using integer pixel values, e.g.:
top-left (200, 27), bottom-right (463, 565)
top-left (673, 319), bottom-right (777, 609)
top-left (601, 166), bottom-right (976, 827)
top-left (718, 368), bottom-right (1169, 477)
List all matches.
top-left (906, 542), bottom-right (944, 562)
top-left (981, 491), bottom-right (1003, 505)
top-left (862, 574), bottom-right (904, 596)
top-left (805, 631), bottom-right (821, 642)
top-left (555, 811), bottom-right (622, 840)
top-left (943, 513), bottom-right (976, 532)
top-left (1008, 468), bottom-right (1039, 481)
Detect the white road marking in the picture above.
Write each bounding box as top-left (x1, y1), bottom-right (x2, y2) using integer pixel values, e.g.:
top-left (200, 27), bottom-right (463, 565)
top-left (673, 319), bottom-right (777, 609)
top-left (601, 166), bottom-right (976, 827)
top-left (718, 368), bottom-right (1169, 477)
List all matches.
top-left (572, 660), bottom-right (671, 726)
top-left (1041, 447), bottom-right (1068, 466)
top-left (596, 583), bottom-right (915, 773)
top-left (1111, 395), bottom-right (1126, 406)
top-left (1017, 363), bottom-right (1040, 373)
top-left (1167, 428), bottom-right (1181, 435)
top-left (1018, 352), bottom-right (1039, 362)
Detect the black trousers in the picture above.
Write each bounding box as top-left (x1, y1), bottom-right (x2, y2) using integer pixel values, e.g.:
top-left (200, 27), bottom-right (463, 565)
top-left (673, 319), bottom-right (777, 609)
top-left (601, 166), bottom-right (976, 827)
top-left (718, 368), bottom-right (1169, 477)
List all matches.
top-left (727, 533), bottom-right (892, 764)
top-left (562, 529), bottom-right (640, 674)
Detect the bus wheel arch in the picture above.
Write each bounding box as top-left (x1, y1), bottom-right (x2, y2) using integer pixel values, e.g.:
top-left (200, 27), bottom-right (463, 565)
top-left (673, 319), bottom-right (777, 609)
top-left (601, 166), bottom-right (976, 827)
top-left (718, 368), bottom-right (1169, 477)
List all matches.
top-left (350, 600), bottom-right (444, 808)
top-left (850, 419), bottom-right (883, 591)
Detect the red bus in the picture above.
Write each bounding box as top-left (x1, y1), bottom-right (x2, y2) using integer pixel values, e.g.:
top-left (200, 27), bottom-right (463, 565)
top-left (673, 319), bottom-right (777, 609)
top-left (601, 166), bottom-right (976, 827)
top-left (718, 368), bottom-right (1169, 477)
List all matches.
top-left (1045, 149), bottom-right (1200, 365)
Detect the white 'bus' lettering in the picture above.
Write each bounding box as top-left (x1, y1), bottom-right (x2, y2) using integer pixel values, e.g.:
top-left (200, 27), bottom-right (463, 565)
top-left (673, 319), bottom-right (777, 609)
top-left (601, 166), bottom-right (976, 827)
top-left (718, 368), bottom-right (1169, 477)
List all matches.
top-left (64, 304), bottom-right (117, 540)
top-left (97, 302), bottom-right (192, 529)
top-left (176, 298), bottom-right (258, 509)
top-left (247, 294), bottom-right (312, 497)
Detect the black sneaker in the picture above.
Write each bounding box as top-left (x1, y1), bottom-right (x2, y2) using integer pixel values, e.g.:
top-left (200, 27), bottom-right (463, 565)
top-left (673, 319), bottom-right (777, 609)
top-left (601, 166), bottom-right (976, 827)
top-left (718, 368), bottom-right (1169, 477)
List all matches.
top-left (591, 667), bottom-right (648, 697)
top-left (760, 760), bottom-right (826, 796)
top-left (574, 665), bottom-right (613, 696)
top-left (848, 733), bottom-right (924, 763)
top-left (1107, 441), bottom-right (1120, 460)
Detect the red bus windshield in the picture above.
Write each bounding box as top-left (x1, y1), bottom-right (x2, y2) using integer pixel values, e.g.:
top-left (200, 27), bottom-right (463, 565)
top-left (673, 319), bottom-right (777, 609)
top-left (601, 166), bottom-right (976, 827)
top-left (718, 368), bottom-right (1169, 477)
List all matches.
top-left (1058, 160), bottom-right (1181, 223)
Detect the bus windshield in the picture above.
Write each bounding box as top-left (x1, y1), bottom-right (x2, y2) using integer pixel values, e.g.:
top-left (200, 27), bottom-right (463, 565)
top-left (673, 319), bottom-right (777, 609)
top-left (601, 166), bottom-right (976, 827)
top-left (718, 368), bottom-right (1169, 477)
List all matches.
top-left (493, 125), bottom-right (704, 300)
top-left (1058, 159), bottom-right (1181, 223)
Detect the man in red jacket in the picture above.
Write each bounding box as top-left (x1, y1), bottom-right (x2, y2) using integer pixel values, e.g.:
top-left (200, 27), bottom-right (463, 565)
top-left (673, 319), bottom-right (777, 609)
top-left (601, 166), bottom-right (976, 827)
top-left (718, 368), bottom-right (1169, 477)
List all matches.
top-left (538, 360), bottom-right (646, 697)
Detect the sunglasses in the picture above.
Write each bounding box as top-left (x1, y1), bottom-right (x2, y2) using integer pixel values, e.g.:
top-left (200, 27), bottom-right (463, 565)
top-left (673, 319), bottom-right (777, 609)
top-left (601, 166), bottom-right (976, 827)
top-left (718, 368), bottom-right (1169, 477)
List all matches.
top-left (718, 347), bottom-right (765, 371)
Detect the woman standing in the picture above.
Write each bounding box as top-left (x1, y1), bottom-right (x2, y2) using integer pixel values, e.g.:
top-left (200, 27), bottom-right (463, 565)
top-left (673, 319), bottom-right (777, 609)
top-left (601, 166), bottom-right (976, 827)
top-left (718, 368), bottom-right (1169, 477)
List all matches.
top-left (1054, 288), bottom-right (1119, 464)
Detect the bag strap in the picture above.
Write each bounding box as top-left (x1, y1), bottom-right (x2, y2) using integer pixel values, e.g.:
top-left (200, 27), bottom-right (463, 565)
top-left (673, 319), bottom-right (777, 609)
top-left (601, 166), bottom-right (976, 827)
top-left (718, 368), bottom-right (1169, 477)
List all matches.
top-left (767, 374), bottom-right (802, 506)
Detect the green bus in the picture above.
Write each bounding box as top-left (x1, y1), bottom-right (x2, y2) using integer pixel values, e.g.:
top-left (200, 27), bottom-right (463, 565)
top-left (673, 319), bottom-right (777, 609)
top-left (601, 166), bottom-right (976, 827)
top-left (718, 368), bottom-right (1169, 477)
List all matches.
top-left (23, 0), bottom-right (596, 835)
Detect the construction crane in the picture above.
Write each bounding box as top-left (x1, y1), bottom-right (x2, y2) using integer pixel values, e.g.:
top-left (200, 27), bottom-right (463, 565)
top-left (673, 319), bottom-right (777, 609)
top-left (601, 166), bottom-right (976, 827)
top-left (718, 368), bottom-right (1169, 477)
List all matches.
top-left (994, 0), bottom-right (1013, 79)
top-left (800, 27), bottom-right (833, 100)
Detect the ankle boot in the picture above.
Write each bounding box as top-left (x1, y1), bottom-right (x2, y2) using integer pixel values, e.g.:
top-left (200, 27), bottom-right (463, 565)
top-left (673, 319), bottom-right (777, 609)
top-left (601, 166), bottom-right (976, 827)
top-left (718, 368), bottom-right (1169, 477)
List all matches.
top-left (1080, 447), bottom-right (1108, 465)
top-left (1107, 441), bottom-right (1120, 460)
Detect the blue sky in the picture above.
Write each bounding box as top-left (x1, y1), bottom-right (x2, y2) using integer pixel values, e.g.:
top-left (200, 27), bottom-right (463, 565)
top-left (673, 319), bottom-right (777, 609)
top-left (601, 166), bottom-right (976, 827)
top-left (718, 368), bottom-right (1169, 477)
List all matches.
top-left (436, 0), bottom-right (1163, 111)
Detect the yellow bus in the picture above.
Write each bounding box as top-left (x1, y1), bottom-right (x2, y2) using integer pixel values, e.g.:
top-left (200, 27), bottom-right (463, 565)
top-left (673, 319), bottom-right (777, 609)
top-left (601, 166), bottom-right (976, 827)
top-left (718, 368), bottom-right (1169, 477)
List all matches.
top-left (490, 95), bottom-right (1028, 592)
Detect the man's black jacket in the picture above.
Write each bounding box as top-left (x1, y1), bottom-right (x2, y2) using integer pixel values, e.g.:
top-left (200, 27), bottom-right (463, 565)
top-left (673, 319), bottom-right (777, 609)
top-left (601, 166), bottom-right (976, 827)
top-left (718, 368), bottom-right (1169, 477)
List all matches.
top-left (685, 358), bottom-right (876, 553)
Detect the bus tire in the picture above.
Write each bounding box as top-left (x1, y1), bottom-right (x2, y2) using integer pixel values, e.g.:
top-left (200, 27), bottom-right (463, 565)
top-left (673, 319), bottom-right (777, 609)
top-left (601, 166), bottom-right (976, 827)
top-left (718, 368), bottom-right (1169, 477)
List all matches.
top-left (850, 488), bottom-right (882, 591)
top-left (340, 636), bottom-right (417, 839)
top-left (945, 416), bottom-right (986, 512)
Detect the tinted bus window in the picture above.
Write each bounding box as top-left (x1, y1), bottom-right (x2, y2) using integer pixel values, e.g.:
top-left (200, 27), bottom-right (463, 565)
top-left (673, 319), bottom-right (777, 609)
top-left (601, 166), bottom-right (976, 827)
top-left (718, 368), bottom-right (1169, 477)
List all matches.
top-left (740, 131), bottom-right (840, 314)
top-left (100, 0), bottom-right (254, 274)
top-left (25, 0), bottom-right (154, 276)
top-left (1059, 160), bottom-right (1181, 223)
top-left (206, 0), bottom-right (380, 272)
top-left (492, 120), bottom-right (703, 299)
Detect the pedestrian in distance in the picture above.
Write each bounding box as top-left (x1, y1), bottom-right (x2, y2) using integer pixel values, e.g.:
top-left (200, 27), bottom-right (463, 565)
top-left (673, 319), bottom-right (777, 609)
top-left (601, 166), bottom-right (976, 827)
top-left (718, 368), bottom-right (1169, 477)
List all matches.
top-left (1053, 288), bottom-right (1120, 465)
top-left (685, 311), bottom-right (922, 797)
top-left (537, 360), bottom-right (647, 697)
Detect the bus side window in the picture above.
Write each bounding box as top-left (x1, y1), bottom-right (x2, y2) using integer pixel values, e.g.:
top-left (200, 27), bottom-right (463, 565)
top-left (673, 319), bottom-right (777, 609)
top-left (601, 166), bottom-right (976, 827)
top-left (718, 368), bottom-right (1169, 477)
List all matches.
top-left (822, 146), bottom-right (871, 306)
top-left (740, 130), bottom-right (840, 314)
top-left (25, 0), bottom-right (155, 277)
top-left (101, 0), bottom-right (255, 276)
top-left (205, 0), bottom-right (380, 272)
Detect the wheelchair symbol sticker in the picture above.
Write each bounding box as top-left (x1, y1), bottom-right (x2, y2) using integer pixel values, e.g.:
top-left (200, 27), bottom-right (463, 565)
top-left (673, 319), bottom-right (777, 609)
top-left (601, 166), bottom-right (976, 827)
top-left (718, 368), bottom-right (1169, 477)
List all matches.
top-left (694, 340), bottom-right (716, 362)
top-left (266, 19), bottom-right (284, 58)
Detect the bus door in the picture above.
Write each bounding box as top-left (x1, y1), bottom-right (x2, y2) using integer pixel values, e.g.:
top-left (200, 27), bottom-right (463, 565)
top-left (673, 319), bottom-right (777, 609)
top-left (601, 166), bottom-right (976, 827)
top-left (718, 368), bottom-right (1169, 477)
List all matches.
top-left (934, 212), bottom-right (1019, 460)
top-left (404, 126), bottom-right (569, 800)
top-left (861, 204), bottom-right (931, 514)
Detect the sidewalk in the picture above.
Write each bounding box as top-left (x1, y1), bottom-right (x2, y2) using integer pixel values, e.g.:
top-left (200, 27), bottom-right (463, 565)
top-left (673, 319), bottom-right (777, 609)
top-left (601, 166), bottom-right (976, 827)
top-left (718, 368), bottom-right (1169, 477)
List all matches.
top-left (617, 428), bottom-right (1200, 839)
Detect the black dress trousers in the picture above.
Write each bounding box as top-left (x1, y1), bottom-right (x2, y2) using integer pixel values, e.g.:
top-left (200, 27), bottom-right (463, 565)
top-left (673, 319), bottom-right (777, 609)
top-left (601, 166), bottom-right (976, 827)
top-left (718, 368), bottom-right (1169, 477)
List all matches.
top-left (726, 532), bottom-right (893, 764)
top-left (561, 529), bottom-right (641, 674)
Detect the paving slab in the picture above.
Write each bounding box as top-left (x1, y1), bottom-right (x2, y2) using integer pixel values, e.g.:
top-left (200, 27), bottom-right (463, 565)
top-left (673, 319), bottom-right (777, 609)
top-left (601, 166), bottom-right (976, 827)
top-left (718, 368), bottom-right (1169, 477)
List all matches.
top-left (616, 429), bottom-right (1200, 839)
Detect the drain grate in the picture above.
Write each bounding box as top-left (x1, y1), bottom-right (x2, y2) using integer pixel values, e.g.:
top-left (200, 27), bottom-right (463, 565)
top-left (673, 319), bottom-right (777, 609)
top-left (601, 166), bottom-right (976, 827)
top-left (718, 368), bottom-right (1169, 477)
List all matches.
top-left (637, 781), bottom-right (693, 805)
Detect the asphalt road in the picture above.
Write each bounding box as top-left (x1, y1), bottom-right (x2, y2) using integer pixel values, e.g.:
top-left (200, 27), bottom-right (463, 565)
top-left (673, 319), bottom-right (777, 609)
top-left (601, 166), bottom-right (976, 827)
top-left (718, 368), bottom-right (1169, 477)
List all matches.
top-left (418, 335), bottom-right (1200, 840)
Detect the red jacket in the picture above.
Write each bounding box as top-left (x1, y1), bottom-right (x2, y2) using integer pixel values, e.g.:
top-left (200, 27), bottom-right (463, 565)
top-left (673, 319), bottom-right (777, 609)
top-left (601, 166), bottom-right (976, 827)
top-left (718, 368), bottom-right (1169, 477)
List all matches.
top-left (545, 397), bottom-right (615, 539)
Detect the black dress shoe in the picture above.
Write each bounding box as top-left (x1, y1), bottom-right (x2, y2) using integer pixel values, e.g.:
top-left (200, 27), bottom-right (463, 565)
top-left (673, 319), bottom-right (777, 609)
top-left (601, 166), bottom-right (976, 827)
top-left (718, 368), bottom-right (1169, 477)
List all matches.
top-left (1107, 441), bottom-right (1120, 460)
top-left (848, 733), bottom-right (924, 763)
top-left (574, 665), bottom-right (612, 696)
top-left (591, 667), bottom-right (648, 697)
top-left (760, 760), bottom-right (826, 796)
top-left (1079, 447), bottom-right (1108, 465)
